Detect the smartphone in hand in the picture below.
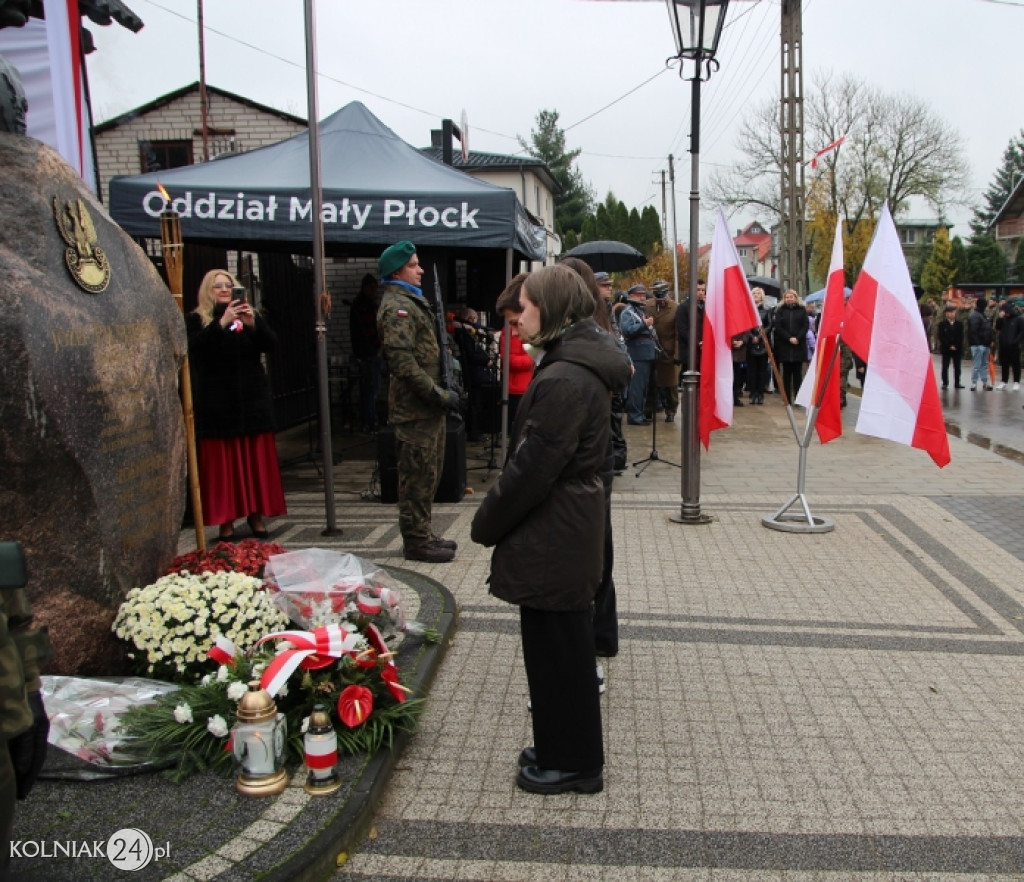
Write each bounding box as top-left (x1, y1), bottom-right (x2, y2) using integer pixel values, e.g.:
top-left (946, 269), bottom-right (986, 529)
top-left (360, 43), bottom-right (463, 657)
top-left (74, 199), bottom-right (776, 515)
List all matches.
top-left (231, 286), bottom-right (246, 304)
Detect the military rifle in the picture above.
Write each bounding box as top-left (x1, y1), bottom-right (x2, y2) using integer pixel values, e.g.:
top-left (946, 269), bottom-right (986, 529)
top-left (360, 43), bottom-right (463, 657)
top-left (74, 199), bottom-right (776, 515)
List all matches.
top-left (431, 265), bottom-right (464, 419)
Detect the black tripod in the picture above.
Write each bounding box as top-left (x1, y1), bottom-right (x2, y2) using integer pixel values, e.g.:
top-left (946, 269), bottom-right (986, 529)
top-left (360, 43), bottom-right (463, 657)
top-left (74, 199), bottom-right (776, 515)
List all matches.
top-left (632, 384), bottom-right (681, 476)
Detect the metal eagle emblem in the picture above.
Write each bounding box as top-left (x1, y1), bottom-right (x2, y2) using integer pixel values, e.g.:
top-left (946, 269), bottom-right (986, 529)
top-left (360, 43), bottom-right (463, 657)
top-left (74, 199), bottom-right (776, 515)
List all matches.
top-left (52, 196), bottom-right (111, 293)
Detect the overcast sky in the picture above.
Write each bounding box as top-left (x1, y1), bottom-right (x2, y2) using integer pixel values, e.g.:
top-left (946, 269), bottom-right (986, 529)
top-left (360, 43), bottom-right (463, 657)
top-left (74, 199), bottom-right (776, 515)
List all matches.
top-left (86, 0), bottom-right (1023, 245)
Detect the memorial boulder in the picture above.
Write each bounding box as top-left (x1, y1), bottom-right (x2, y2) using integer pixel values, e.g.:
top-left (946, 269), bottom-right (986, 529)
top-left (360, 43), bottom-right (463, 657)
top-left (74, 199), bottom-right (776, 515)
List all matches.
top-left (0, 133), bottom-right (187, 674)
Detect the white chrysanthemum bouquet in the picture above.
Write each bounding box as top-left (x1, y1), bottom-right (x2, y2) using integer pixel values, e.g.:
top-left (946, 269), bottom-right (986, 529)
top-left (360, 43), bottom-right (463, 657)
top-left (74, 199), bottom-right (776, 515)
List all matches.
top-left (112, 571), bottom-right (289, 683)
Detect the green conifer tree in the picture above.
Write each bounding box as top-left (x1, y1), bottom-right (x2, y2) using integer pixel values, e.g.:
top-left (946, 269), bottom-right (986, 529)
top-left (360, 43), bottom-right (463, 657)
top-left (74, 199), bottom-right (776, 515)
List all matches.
top-left (921, 227), bottom-right (956, 300)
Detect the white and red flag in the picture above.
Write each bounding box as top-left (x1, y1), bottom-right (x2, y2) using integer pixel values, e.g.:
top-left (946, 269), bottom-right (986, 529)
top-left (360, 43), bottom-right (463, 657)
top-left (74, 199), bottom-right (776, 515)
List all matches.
top-left (809, 135), bottom-right (846, 170)
top-left (796, 218), bottom-right (845, 442)
top-left (699, 209), bottom-right (761, 448)
top-left (843, 204), bottom-right (950, 467)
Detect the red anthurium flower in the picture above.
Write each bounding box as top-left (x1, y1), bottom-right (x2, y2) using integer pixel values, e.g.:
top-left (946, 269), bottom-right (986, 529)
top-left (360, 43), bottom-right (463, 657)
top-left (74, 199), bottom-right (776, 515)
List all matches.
top-left (353, 649), bottom-right (378, 669)
top-left (379, 663), bottom-right (409, 703)
top-left (338, 685), bottom-right (373, 728)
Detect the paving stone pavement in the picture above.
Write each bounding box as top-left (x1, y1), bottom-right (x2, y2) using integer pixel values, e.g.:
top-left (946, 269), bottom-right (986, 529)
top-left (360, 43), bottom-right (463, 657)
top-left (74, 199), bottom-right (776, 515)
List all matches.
top-left (325, 396), bottom-right (1024, 880)
top-left (12, 392), bottom-right (1024, 880)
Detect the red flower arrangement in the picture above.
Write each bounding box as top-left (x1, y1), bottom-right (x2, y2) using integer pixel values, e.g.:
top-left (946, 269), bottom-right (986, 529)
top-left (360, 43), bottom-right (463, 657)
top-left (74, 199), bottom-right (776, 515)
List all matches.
top-left (337, 685), bottom-right (373, 728)
top-left (165, 540), bottom-right (288, 578)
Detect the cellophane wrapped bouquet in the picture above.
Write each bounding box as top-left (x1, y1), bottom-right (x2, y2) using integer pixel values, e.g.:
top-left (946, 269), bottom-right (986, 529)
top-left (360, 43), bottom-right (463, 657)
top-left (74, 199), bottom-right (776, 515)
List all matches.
top-left (262, 548), bottom-right (438, 644)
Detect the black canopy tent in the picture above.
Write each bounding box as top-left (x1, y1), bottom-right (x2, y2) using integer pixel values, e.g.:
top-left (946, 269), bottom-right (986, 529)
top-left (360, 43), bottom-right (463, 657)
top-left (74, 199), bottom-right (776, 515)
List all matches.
top-left (108, 100), bottom-right (541, 507)
top-left (108, 100), bottom-right (546, 260)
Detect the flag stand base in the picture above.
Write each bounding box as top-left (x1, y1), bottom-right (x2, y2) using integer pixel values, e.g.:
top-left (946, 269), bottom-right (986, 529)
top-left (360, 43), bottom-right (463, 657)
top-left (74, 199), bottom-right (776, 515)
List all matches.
top-left (762, 403), bottom-right (835, 534)
top-left (762, 492), bottom-right (834, 533)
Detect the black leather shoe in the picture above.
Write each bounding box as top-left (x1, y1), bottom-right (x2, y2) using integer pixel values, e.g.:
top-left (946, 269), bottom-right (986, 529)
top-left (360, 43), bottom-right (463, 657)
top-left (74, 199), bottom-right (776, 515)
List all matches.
top-left (518, 746), bottom-right (537, 768)
top-left (955, 384), bottom-right (965, 389)
top-left (431, 535), bottom-right (458, 551)
top-left (516, 765), bottom-right (603, 794)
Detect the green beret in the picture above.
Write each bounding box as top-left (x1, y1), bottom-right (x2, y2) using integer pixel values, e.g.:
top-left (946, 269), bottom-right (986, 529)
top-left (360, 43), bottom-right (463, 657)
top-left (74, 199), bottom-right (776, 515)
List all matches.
top-left (378, 240), bottom-right (417, 278)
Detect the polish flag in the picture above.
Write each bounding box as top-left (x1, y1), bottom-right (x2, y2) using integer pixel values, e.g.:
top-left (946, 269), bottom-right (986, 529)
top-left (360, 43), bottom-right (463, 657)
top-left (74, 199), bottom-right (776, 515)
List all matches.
top-left (809, 135), bottom-right (846, 170)
top-left (843, 204), bottom-right (950, 467)
top-left (699, 208), bottom-right (762, 448)
top-left (795, 218), bottom-right (845, 442)
top-left (207, 636), bottom-right (237, 666)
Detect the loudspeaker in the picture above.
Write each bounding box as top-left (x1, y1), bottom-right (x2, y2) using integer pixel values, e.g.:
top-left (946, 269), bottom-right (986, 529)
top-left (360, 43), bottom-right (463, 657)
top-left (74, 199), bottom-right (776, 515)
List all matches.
top-left (377, 416), bottom-right (467, 504)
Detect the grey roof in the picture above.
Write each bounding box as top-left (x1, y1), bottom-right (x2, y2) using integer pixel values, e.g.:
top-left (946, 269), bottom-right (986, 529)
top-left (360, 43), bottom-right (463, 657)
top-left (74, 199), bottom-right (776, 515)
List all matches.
top-left (420, 147), bottom-right (561, 195)
top-left (94, 82), bottom-right (306, 133)
top-left (990, 176), bottom-right (1024, 232)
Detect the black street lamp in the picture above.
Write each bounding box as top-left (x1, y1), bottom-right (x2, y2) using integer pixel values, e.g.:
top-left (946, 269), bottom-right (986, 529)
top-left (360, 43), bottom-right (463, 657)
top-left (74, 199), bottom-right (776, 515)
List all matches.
top-left (666, 0), bottom-right (728, 526)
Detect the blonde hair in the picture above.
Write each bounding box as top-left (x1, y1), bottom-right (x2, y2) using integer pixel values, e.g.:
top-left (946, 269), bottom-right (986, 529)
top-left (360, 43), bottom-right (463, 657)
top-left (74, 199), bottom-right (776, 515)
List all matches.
top-left (195, 269), bottom-right (239, 327)
top-left (520, 264), bottom-right (595, 349)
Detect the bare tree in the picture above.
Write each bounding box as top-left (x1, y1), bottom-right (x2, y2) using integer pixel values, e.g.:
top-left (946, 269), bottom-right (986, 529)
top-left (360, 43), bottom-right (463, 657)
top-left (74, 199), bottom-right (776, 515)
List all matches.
top-left (707, 72), bottom-right (970, 230)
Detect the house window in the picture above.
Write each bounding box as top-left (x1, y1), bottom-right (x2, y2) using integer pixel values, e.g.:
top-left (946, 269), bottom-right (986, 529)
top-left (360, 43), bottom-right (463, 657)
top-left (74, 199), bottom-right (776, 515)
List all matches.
top-left (139, 140), bottom-right (193, 173)
top-left (900, 228), bottom-right (918, 245)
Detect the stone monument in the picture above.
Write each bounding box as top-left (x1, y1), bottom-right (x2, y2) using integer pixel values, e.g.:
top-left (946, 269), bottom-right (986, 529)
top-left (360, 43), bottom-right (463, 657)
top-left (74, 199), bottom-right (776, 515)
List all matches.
top-left (0, 133), bottom-right (187, 674)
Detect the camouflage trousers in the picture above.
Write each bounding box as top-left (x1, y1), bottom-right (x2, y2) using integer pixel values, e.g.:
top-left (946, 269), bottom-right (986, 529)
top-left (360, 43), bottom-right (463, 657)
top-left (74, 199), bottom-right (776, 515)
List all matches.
top-left (395, 416), bottom-right (445, 548)
top-left (839, 343), bottom-right (853, 392)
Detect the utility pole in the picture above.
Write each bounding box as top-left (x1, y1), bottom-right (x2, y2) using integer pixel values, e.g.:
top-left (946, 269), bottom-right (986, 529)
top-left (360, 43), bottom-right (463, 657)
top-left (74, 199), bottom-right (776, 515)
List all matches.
top-left (779, 0), bottom-right (805, 296)
top-left (661, 168), bottom-right (668, 253)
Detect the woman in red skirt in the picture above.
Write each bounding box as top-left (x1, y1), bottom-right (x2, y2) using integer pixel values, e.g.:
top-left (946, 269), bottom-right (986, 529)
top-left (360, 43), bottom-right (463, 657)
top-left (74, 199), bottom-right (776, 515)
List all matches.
top-left (186, 269), bottom-right (286, 541)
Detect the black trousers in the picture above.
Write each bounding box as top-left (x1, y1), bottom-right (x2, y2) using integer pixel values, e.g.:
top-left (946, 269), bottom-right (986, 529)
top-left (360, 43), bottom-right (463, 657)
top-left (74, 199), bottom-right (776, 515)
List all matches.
top-left (593, 468), bottom-right (617, 657)
top-left (940, 351), bottom-right (961, 387)
top-left (521, 606), bottom-right (604, 771)
top-left (747, 353), bottom-right (769, 394)
top-left (781, 361), bottom-right (803, 402)
top-left (1000, 346), bottom-right (1021, 384)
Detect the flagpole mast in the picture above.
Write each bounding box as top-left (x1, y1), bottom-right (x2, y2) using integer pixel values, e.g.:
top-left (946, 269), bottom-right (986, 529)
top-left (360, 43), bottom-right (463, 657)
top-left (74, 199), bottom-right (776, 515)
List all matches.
top-left (303, 0), bottom-right (340, 535)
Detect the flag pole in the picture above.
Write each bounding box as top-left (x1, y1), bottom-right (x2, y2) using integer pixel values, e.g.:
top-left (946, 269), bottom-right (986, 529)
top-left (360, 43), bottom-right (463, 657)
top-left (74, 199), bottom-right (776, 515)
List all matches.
top-left (160, 206), bottom-right (205, 551)
top-left (761, 333), bottom-right (836, 534)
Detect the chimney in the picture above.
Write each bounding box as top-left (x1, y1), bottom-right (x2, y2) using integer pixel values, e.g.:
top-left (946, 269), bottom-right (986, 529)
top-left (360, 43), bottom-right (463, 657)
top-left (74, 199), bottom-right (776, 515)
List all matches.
top-left (431, 130), bottom-right (443, 149)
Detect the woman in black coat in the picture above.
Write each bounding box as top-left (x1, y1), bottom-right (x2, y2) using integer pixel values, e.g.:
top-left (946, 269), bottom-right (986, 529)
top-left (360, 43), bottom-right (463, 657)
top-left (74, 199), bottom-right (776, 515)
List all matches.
top-left (772, 288), bottom-right (810, 403)
top-left (995, 302), bottom-right (1024, 390)
top-left (186, 269), bottom-right (286, 542)
top-left (471, 265), bottom-right (631, 796)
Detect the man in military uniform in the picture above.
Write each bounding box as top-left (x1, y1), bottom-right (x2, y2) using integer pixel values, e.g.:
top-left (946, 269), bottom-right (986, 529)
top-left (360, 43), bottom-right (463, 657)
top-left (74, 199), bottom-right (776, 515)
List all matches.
top-left (376, 242), bottom-right (459, 563)
top-left (646, 280), bottom-right (680, 421)
top-left (1, 541), bottom-right (53, 874)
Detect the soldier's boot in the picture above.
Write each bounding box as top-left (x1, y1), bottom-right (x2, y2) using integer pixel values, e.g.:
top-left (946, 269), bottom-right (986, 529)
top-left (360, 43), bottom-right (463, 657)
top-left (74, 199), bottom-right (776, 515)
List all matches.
top-left (404, 540), bottom-right (455, 563)
top-left (431, 534), bottom-right (458, 551)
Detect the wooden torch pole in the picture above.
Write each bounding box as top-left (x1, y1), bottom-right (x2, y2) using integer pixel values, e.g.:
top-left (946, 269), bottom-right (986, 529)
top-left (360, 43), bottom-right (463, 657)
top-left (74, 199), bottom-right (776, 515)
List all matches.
top-left (160, 207), bottom-right (206, 551)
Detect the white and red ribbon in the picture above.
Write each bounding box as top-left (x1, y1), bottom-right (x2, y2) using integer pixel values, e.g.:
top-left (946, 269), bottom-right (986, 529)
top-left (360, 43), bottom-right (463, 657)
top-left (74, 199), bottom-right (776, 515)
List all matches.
top-left (207, 636), bottom-right (238, 666)
top-left (355, 591), bottom-right (382, 615)
top-left (255, 624), bottom-right (362, 697)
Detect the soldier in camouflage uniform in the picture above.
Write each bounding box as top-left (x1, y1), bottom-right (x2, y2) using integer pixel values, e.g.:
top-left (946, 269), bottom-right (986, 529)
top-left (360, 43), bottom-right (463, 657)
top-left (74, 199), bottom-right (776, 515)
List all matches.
top-left (0, 542), bottom-right (53, 873)
top-left (376, 242), bottom-right (459, 563)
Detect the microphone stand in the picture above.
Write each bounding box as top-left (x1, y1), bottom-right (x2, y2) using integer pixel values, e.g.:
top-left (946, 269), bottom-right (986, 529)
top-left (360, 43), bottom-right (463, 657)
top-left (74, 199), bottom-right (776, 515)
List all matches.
top-left (632, 308), bottom-right (680, 476)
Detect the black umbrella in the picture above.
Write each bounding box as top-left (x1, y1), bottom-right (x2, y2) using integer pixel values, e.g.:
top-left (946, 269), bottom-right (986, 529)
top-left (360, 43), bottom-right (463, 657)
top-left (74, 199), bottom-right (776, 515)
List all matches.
top-left (746, 275), bottom-right (781, 296)
top-left (562, 240), bottom-right (647, 273)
